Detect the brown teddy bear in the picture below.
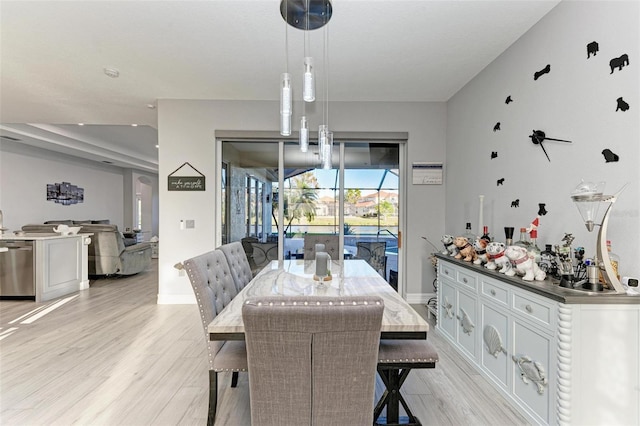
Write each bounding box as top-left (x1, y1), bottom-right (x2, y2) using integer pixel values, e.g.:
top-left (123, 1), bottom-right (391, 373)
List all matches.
top-left (454, 236), bottom-right (478, 262)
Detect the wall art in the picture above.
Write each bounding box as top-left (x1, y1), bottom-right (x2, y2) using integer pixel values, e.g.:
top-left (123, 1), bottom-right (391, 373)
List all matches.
top-left (510, 199), bottom-right (520, 208)
top-left (493, 122), bottom-right (501, 131)
top-left (497, 178), bottom-right (505, 186)
top-left (616, 97), bottom-right (629, 111)
top-left (601, 149), bottom-right (619, 163)
top-left (534, 64), bottom-right (550, 80)
top-left (168, 162), bottom-right (206, 191)
top-left (609, 54), bottom-right (629, 74)
top-left (587, 41), bottom-right (599, 58)
top-left (505, 95), bottom-right (513, 104)
top-left (47, 182), bottom-right (84, 205)
top-left (491, 151), bottom-right (498, 159)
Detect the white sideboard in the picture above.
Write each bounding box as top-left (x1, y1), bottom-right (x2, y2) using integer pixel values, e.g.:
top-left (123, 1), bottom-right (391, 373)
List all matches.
top-left (436, 255), bottom-right (640, 426)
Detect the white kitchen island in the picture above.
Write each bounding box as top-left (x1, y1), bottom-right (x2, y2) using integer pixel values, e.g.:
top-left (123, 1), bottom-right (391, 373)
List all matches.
top-left (0, 233), bottom-right (92, 302)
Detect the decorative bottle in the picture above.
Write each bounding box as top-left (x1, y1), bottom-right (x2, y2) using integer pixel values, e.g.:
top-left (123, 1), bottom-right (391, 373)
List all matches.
top-left (463, 222), bottom-right (476, 243)
top-left (600, 240), bottom-right (620, 283)
top-left (480, 225), bottom-right (491, 242)
top-left (528, 229), bottom-right (541, 263)
top-left (514, 227), bottom-right (530, 248)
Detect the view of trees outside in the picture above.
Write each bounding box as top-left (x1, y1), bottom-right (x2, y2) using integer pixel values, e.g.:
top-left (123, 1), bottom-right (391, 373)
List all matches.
top-left (275, 169), bottom-right (398, 236)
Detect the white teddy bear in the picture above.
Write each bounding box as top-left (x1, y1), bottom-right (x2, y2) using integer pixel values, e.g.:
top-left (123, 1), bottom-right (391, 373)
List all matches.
top-left (504, 245), bottom-right (546, 281)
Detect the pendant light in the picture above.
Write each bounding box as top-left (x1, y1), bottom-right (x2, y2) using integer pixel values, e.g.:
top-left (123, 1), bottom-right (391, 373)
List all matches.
top-left (279, 0), bottom-right (332, 148)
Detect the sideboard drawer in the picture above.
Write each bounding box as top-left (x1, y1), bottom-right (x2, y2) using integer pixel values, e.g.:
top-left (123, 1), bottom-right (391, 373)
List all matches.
top-left (457, 269), bottom-right (477, 291)
top-left (440, 262), bottom-right (456, 280)
top-left (512, 293), bottom-right (553, 328)
top-left (481, 279), bottom-right (508, 306)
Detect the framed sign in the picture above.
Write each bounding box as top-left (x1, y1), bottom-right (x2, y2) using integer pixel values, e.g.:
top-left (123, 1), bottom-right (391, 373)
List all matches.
top-left (412, 162), bottom-right (443, 185)
top-left (168, 162), bottom-right (206, 191)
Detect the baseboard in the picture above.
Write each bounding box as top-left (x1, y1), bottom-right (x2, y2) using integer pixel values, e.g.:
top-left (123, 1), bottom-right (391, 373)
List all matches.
top-left (405, 292), bottom-right (436, 304)
top-left (157, 293), bottom-right (196, 304)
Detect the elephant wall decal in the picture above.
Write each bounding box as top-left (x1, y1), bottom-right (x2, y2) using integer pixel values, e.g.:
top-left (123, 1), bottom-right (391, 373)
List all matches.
top-left (609, 54), bottom-right (629, 74)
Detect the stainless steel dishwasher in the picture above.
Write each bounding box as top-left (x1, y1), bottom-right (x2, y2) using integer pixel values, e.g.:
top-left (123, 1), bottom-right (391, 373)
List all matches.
top-left (0, 240), bottom-right (36, 298)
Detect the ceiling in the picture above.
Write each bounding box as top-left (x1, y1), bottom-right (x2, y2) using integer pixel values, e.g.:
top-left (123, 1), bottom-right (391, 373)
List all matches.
top-left (0, 0), bottom-right (561, 173)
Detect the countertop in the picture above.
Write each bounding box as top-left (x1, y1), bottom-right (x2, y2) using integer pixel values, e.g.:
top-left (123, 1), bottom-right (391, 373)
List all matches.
top-left (435, 253), bottom-right (640, 304)
top-left (1, 233), bottom-right (91, 241)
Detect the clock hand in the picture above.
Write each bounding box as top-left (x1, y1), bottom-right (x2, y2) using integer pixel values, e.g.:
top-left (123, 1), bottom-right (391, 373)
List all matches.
top-left (539, 141), bottom-right (551, 162)
top-left (544, 137), bottom-right (572, 143)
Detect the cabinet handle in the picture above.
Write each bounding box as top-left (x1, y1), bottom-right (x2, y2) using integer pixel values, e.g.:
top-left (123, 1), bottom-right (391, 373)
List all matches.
top-left (525, 304), bottom-right (533, 313)
top-left (490, 289), bottom-right (496, 296)
top-left (462, 277), bottom-right (468, 283)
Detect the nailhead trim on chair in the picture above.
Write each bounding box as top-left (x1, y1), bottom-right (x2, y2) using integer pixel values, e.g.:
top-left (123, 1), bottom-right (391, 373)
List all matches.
top-left (245, 299), bottom-right (383, 307)
top-left (378, 358), bottom-right (439, 363)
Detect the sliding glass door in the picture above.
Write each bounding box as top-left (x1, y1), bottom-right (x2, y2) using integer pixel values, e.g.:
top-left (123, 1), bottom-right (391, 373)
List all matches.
top-left (219, 137), bottom-right (403, 289)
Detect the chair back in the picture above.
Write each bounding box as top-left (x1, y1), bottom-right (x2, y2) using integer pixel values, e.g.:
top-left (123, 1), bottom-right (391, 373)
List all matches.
top-left (303, 234), bottom-right (339, 260)
top-left (356, 241), bottom-right (387, 278)
top-left (183, 249), bottom-right (238, 369)
top-left (219, 241), bottom-right (253, 292)
top-left (242, 296), bottom-right (384, 426)
top-left (250, 242), bottom-right (278, 270)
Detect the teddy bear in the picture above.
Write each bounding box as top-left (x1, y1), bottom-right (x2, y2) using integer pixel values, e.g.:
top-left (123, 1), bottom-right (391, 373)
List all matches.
top-left (485, 241), bottom-right (511, 274)
top-left (504, 245), bottom-right (546, 281)
top-left (441, 235), bottom-right (459, 257)
top-left (454, 236), bottom-right (477, 262)
top-left (473, 237), bottom-right (489, 266)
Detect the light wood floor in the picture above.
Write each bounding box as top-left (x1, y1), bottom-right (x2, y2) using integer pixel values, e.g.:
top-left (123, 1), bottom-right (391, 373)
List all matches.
top-left (0, 261), bottom-right (528, 425)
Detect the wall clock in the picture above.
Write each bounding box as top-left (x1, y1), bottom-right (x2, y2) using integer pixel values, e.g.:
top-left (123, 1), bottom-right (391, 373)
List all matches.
top-left (528, 129), bottom-right (572, 162)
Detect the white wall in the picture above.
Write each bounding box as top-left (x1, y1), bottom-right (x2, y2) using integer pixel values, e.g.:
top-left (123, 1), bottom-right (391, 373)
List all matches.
top-left (0, 140), bottom-right (125, 230)
top-left (157, 100), bottom-right (446, 303)
top-left (446, 1), bottom-right (639, 279)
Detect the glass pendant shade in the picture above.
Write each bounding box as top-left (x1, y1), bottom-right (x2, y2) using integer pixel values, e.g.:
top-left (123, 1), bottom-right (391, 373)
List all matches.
top-left (299, 116), bottom-right (309, 152)
top-left (571, 181), bottom-right (605, 231)
top-left (318, 124), bottom-right (327, 157)
top-left (303, 57), bottom-right (315, 102)
top-left (280, 73), bottom-right (292, 136)
top-left (322, 131), bottom-right (333, 169)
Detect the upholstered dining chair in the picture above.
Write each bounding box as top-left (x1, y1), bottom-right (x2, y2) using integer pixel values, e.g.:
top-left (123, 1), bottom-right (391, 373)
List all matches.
top-left (242, 296), bottom-right (384, 426)
top-left (219, 241), bottom-right (254, 292)
top-left (183, 250), bottom-right (248, 426)
top-left (303, 234), bottom-right (339, 260)
top-left (356, 241), bottom-right (387, 279)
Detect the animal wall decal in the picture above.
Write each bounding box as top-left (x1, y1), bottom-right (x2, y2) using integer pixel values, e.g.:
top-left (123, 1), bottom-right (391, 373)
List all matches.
top-left (511, 199), bottom-right (520, 208)
top-left (497, 178), bottom-right (505, 186)
top-left (534, 64), bottom-right (551, 80)
top-left (616, 97), bottom-right (629, 111)
top-left (602, 149), bottom-right (619, 163)
top-left (493, 122), bottom-right (501, 132)
top-left (538, 203), bottom-right (548, 216)
top-left (505, 95), bottom-right (513, 104)
top-left (587, 41), bottom-right (599, 58)
top-left (491, 151), bottom-right (498, 159)
top-left (609, 54), bottom-right (629, 74)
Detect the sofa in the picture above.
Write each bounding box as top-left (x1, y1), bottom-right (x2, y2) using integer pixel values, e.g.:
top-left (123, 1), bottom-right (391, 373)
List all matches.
top-left (21, 220), bottom-right (152, 276)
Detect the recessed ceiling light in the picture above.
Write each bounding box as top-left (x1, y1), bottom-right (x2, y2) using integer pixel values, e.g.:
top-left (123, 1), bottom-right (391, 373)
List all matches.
top-left (103, 67), bottom-right (120, 78)
top-left (155, 144), bottom-right (159, 149)
top-left (78, 123), bottom-right (85, 126)
top-left (131, 124), bottom-right (138, 127)
top-left (146, 103), bottom-right (156, 110)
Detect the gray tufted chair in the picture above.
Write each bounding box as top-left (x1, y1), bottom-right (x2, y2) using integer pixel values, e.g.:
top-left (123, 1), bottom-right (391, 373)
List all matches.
top-left (183, 249), bottom-right (248, 426)
top-left (219, 241), bottom-right (254, 293)
top-left (242, 296), bottom-right (384, 426)
top-left (356, 241), bottom-right (388, 280)
top-left (303, 234), bottom-right (339, 260)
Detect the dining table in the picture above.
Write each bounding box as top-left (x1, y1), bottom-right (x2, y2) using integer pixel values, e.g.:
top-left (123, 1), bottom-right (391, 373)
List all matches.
top-left (208, 258), bottom-right (429, 341)
top-left (208, 258), bottom-right (431, 425)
